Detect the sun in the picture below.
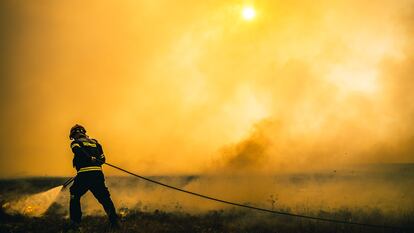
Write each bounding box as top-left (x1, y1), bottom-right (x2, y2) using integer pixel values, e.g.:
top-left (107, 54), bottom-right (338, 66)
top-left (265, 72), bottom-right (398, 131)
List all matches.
top-left (241, 6), bottom-right (256, 21)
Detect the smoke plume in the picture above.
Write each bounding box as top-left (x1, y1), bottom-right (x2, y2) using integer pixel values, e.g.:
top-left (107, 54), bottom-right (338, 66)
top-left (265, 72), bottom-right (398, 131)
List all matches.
top-left (0, 0), bottom-right (413, 177)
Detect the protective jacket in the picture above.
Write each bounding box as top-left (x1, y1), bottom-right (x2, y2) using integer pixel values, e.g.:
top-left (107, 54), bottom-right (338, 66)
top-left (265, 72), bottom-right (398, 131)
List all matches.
top-left (70, 137), bottom-right (106, 172)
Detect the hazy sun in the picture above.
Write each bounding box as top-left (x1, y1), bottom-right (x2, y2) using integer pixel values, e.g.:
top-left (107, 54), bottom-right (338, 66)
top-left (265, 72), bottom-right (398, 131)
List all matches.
top-left (241, 6), bottom-right (256, 21)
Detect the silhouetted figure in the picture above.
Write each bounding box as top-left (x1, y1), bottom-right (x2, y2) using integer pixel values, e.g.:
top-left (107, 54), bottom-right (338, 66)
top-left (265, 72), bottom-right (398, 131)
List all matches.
top-left (68, 124), bottom-right (119, 231)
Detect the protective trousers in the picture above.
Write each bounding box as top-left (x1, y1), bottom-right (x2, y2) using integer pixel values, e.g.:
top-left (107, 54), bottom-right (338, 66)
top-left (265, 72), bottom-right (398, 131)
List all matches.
top-left (69, 171), bottom-right (117, 224)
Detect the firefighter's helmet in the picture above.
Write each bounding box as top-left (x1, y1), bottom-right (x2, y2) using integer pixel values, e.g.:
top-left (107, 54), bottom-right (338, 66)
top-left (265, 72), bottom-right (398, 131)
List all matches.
top-left (70, 124), bottom-right (86, 140)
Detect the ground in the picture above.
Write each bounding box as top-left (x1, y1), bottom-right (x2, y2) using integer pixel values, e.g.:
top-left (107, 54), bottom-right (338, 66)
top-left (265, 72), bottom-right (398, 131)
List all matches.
top-left (1, 203), bottom-right (413, 233)
top-left (1, 167), bottom-right (413, 233)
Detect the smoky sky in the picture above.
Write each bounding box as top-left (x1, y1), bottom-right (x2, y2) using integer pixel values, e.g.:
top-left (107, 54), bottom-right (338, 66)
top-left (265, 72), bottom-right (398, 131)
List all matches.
top-left (0, 0), bottom-right (413, 177)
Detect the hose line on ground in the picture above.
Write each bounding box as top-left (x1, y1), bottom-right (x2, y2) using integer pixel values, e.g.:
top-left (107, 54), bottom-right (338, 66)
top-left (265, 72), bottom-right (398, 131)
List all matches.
top-left (69, 147), bottom-right (409, 231)
top-left (101, 161), bottom-right (409, 231)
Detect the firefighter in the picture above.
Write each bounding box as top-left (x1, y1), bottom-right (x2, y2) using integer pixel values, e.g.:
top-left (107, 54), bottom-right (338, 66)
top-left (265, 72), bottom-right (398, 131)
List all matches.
top-left (68, 124), bottom-right (119, 231)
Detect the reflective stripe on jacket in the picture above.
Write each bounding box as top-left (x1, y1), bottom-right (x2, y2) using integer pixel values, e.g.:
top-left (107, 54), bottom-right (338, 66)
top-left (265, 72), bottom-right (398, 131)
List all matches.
top-left (78, 166), bottom-right (102, 173)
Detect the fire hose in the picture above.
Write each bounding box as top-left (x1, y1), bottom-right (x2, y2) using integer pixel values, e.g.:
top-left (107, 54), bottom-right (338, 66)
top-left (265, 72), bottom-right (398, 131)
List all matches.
top-left (60, 156), bottom-right (410, 231)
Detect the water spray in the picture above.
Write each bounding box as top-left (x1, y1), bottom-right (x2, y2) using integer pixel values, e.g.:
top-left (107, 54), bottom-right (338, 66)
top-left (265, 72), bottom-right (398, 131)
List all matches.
top-left (2, 176), bottom-right (76, 217)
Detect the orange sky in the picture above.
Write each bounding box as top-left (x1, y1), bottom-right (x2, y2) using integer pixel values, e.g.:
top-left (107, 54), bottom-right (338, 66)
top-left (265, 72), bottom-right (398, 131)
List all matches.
top-left (0, 0), bottom-right (413, 177)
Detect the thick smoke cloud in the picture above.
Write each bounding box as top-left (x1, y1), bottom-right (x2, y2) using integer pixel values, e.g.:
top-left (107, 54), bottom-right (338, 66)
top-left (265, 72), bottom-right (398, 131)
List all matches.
top-left (0, 0), bottom-right (413, 177)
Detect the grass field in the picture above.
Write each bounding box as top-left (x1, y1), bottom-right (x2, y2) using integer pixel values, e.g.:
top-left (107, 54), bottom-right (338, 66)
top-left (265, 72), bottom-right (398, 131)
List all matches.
top-left (1, 205), bottom-right (413, 233)
top-left (1, 164), bottom-right (413, 233)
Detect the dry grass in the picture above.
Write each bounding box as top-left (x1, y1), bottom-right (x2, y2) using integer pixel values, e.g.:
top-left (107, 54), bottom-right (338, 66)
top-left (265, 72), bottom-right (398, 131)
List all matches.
top-left (1, 204), bottom-right (413, 233)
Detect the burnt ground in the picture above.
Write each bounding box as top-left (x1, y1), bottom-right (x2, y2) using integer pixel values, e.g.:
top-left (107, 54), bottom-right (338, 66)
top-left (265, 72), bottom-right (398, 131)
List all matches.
top-left (1, 173), bottom-right (413, 233)
top-left (1, 204), bottom-right (413, 233)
